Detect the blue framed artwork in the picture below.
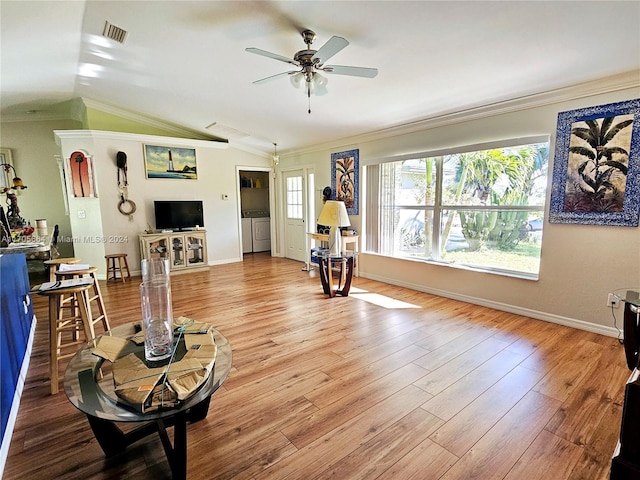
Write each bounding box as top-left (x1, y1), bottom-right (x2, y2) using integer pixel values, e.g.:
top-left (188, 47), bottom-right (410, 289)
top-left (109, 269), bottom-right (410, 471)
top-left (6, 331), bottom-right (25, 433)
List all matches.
top-left (144, 145), bottom-right (197, 180)
top-left (331, 149), bottom-right (359, 215)
top-left (549, 98), bottom-right (640, 226)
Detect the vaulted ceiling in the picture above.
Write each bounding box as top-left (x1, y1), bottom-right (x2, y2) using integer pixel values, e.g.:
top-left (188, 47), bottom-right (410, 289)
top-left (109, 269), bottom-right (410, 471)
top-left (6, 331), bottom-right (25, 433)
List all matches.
top-left (2, 1), bottom-right (639, 155)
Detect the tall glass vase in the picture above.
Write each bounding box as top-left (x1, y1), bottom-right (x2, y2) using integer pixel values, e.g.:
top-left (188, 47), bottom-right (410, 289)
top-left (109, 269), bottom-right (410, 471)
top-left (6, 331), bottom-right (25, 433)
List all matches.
top-left (140, 258), bottom-right (174, 364)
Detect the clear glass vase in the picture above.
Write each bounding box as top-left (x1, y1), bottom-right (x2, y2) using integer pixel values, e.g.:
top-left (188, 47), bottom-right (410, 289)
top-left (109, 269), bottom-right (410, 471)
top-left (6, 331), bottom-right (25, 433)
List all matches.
top-left (140, 279), bottom-right (174, 364)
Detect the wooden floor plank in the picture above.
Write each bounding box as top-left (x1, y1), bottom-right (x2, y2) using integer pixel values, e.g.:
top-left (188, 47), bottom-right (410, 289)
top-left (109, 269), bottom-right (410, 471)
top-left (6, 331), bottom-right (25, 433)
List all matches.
top-left (503, 429), bottom-right (584, 480)
top-left (428, 365), bottom-right (545, 457)
top-left (421, 348), bottom-right (527, 421)
top-left (3, 254), bottom-right (627, 480)
top-left (438, 391), bottom-right (562, 480)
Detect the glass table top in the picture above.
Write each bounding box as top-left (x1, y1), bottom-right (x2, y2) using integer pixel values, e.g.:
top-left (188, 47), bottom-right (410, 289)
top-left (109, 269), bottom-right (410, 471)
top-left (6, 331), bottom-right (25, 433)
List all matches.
top-left (64, 322), bottom-right (232, 422)
top-left (613, 288), bottom-right (640, 308)
top-left (312, 250), bottom-right (358, 259)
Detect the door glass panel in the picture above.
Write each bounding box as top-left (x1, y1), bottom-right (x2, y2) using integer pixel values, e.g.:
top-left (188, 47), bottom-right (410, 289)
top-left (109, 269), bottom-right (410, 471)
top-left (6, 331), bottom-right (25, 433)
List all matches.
top-left (287, 175), bottom-right (303, 219)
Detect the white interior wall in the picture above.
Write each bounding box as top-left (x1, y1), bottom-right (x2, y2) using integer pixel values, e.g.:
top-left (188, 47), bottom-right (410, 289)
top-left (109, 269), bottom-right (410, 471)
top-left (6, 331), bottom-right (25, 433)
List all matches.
top-left (1, 119), bottom-right (80, 258)
top-left (55, 130), bottom-right (270, 278)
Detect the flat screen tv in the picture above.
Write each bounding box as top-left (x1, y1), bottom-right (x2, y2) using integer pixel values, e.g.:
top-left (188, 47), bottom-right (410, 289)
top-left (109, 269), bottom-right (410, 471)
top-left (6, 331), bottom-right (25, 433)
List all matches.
top-left (154, 200), bottom-right (204, 231)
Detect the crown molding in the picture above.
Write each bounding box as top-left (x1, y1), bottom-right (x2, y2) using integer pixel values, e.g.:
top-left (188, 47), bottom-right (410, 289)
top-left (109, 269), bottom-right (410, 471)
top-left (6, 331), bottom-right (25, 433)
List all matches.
top-left (291, 70), bottom-right (640, 157)
top-left (53, 129), bottom-right (229, 149)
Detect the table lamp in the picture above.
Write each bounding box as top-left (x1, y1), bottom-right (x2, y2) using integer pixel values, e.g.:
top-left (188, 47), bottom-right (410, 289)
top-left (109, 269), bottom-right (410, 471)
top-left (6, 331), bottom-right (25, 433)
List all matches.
top-left (317, 200), bottom-right (350, 256)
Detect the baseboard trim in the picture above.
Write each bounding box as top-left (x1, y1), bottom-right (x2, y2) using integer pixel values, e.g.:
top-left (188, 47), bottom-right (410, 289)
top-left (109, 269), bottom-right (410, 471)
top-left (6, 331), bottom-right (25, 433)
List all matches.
top-left (360, 272), bottom-right (621, 339)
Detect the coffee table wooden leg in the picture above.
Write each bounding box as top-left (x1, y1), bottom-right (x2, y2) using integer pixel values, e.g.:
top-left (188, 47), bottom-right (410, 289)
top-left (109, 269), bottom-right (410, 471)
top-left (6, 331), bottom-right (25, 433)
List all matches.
top-left (158, 413), bottom-right (187, 480)
top-left (86, 415), bottom-right (127, 456)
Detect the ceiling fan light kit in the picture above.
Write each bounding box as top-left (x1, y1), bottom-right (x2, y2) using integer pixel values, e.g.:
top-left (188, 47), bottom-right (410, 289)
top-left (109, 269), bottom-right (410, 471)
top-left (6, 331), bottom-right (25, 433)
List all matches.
top-left (246, 29), bottom-right (378, 113)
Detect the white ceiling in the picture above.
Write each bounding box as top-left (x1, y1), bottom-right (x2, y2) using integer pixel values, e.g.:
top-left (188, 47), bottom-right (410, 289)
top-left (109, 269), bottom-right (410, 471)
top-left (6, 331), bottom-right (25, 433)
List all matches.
top-left (2, 1), bottom-right (639, 155)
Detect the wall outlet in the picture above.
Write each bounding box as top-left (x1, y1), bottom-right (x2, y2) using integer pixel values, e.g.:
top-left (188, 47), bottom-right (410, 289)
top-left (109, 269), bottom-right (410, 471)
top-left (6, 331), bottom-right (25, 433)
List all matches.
top-left (607, 293), bottom-right (620, 308)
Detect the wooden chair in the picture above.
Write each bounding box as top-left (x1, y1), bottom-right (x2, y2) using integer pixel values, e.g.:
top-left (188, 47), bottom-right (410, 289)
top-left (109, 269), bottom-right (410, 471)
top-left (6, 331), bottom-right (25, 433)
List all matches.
top-left (105, 253), bottom-right (131, 283)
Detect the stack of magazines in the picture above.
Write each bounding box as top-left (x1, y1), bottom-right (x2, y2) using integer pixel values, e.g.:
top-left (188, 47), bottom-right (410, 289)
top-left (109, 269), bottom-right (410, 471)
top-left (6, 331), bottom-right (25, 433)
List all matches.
top-left (38, 277), bottom-right (94, 291)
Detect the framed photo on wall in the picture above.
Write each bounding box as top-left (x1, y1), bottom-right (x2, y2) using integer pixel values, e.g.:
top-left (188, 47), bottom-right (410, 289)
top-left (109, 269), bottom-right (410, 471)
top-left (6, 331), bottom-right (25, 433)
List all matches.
top-left (549, 98), bottom-right (640, 227)
top-left (331, 149), bottom-right (359, 215)
top-left (144, 144), bottom-right (197, 179)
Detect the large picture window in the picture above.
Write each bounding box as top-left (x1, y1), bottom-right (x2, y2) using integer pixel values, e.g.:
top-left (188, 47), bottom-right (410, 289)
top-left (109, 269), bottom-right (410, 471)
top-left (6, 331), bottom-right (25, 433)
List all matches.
top-left (366, 137), bottom-right (549, 278)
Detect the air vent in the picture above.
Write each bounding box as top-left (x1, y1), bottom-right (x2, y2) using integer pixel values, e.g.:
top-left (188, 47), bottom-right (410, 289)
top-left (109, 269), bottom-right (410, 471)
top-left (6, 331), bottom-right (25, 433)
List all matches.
top-left (205, 122), bottom-right (249, 140)
top-left (102, 21), bottom-right (127, 43)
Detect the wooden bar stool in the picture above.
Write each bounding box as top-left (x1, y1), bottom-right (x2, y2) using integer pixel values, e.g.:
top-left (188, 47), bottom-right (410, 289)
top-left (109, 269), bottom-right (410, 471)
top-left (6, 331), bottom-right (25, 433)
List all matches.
top-left (44, 257), bottom-right (81, 282)
top-left (55, 266), bottom-right (111, 337)
top-left (38, 283), bottom-right (94, 395)
top-left (105, 253), bottom-right (131, 283)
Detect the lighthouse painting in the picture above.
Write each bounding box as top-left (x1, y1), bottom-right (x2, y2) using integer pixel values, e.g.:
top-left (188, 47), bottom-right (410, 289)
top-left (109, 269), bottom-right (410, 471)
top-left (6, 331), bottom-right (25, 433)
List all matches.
top-left (144, 145), bottom-right (197, 180)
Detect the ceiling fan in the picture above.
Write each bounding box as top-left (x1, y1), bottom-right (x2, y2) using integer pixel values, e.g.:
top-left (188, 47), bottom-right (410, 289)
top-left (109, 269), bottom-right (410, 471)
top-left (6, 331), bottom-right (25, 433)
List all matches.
top-left (246, 29), bottom-right (378, 113)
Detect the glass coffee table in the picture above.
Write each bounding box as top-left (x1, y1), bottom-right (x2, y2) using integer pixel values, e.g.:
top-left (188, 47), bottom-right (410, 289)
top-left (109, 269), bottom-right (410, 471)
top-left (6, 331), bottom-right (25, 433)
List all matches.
top-left (64, 322), bottom-right (232, 480)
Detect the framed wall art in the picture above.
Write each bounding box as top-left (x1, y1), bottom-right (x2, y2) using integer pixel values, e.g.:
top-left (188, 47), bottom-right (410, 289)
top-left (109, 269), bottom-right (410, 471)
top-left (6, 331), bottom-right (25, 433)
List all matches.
top-left (549, 98), bottom-right (640, 227)
top-left (331, 149), bottom-right (359, 215)
top-left (68, 150), bottom-right (97, 198)
top-left (144, 144), bottom-right (197, 180)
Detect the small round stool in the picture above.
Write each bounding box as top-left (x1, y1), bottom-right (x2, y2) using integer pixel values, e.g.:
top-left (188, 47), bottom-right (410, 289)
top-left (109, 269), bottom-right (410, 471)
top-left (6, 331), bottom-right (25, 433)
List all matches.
top-left (56, 266), bottom-right (111, 337)
top-left (38, 283), bottom-right (93, 395)
top-left (44, 257), bottom-right (81, 282)
top-left (105, 253), bottom-right (131, 283)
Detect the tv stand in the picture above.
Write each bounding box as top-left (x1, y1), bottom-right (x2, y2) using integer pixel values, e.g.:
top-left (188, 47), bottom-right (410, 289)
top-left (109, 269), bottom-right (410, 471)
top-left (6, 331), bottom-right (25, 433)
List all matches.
top-left (139, 230), bottom-right (208, 274)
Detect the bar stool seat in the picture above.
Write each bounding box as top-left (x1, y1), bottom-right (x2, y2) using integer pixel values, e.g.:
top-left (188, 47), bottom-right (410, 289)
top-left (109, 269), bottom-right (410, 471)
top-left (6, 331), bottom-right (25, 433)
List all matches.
top-left (55, 266), bottom-right (110, 337)
top-left (44, 257), bottom-right (81, 282)
top-left (38, 283), bottom-right (94, 395)
top-left (105, 253), bottom-right (131, 283)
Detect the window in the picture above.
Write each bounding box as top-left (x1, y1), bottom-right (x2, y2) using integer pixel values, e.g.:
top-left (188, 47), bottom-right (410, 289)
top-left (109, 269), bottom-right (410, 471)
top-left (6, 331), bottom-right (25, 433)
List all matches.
top-left (366, 137), bottom-right (549, 278)
top-left (286, 175), bottom-right (303, 219)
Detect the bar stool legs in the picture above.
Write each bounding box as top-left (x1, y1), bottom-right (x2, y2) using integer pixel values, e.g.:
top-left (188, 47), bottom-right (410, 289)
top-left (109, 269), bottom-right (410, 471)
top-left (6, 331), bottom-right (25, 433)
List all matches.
top-left (40, 284), bottom-right (93, 395)
top-left (105, 254), bottom-right (131, 283)
top-left (56, 267), bottom-right (111, 337)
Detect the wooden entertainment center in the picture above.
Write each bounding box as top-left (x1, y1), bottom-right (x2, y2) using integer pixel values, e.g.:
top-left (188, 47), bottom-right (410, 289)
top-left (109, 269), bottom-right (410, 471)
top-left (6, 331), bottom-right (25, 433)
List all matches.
top-left (139, 230), bottom-right (208, 274)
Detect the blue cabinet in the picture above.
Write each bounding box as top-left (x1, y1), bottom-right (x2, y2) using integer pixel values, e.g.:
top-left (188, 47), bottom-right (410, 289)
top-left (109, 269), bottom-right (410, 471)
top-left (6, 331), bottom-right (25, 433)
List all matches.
top-left (0, 253), bottom-right (36, 475)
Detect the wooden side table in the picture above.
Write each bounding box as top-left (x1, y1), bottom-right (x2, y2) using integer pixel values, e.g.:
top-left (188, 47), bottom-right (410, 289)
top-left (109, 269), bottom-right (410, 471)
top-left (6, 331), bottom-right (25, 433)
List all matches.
top-left (314, 251), bottom-right (358, 298)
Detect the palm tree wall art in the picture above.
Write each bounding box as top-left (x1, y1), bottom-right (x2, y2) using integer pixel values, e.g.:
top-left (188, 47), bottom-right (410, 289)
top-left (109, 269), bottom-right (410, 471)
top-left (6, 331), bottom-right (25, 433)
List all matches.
top-left (331, 149), bottom-right (359, 215)
top-left (550, 99), bottom-right (640, 226)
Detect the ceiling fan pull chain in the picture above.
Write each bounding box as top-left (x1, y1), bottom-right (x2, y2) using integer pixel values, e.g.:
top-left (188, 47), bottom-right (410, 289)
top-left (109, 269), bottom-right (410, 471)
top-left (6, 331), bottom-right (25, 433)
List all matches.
top-left (308, 83), bottom-right (311, 114)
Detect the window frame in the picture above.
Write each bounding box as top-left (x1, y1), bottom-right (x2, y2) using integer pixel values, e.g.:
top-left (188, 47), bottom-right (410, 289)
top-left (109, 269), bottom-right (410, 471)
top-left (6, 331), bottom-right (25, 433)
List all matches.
top-left (365, 135), bottom-right (550, 279)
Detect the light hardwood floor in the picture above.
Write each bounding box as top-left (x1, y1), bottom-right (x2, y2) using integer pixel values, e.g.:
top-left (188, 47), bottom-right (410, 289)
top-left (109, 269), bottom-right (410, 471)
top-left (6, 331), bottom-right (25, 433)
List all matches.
top-left (4, 253), bottom-right (627, 479)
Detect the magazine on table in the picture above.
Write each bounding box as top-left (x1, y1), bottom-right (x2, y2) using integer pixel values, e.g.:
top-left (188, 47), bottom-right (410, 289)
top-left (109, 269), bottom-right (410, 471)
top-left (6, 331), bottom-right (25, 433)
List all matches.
top-left (39, 277), bottom-right (94, 291)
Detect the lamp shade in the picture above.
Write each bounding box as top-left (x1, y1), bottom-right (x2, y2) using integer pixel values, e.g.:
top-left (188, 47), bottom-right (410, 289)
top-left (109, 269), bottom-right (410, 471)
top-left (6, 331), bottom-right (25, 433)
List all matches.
top-left (318, 200), bottom-right (350, 227)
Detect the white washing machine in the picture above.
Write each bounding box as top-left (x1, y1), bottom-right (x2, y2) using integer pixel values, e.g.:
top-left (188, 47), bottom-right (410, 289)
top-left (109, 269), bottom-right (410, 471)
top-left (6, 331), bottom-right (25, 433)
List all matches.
top-left (242, 210), bottom-right (271, 253)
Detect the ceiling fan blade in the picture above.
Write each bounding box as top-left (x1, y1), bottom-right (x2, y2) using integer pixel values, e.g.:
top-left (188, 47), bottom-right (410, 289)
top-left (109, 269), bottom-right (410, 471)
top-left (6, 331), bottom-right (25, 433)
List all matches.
top-left (323, 65), bottom-right (379, 78)
top-left (253, 71), bottom-right (297, 84)
top-left (311, 36), bottom-right (349, 65)
top-left (245, 47), bottom-right (298, 66)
